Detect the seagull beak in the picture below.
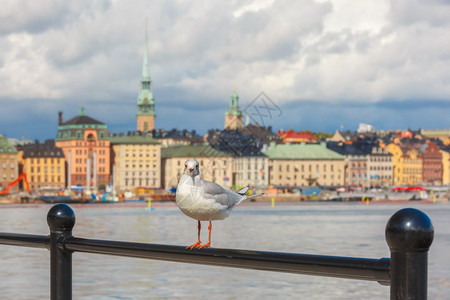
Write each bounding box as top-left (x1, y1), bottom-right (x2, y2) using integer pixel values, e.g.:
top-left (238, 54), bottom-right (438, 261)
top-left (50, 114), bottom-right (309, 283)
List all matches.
top-left (189, 168), bottom-right (193, 172)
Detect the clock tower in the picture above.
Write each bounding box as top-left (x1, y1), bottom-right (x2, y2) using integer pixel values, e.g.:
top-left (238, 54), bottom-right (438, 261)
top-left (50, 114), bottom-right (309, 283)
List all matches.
top-left (137, 28), bottom-right (155, 132)
top-left (224, 91), bottom-right (243, 130)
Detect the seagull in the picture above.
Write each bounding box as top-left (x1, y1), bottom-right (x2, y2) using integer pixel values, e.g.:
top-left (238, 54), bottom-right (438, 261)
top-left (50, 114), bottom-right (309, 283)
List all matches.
top-left (176, 158), bottom-right (256, 249)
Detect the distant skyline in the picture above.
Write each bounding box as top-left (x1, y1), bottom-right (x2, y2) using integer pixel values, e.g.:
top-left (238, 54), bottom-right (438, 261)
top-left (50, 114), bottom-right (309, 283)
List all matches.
top-left (1, 0), bottom-right (450, 140)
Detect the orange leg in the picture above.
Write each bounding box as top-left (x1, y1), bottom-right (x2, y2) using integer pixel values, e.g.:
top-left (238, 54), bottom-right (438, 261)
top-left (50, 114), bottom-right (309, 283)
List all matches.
top-left (186, 220), bottom-right (202, 250)
top-left (198, 221), bottom-right (212, 249)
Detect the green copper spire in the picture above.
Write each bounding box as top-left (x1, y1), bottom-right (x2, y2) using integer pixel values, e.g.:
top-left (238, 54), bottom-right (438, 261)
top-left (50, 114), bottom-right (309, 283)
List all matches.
top-left (142, 24), bottom-right (150, 82)
top-left (225, 91), bottom-right (243, 116)
top-left (137, 24), bottom-right (155, 116)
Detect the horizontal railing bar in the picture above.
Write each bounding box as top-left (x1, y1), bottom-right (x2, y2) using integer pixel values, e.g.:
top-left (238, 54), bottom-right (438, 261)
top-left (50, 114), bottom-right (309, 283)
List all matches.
top-left (0, 233), bottom-right (49, 249)
top-left (64, 237), bottom-right (390, 285)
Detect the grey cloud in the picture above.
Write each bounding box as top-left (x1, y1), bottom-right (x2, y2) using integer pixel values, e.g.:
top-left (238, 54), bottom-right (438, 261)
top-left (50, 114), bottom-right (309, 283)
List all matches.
top-left (2, 97), bottom-right (449, 141)
top-left (390, 0), bottom-right (450, 27)
top-left (1, 0), bottom-right (450, 141)
top-left (0, 0), bottom-right (112, 35)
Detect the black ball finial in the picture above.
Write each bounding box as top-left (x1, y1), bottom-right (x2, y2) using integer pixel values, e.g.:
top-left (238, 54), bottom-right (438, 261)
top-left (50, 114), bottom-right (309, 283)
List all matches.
top-left (47, 204), bottom-right (76, 231)
top-left (385, 208), bottom-right (434, 252)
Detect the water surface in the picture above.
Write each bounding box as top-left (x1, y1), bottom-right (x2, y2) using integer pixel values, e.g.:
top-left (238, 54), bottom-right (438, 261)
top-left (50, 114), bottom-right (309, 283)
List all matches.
top-left (0, 202), bottom-right (449, 299)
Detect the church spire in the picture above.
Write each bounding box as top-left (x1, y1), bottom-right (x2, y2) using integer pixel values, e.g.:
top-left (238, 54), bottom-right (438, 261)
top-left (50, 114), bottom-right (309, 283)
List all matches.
top-left (224, 91), bottom-right (244, 130)
top-left (142, 22), bottom-right (151, 82)
top-left (136, 22), bottom-right (155, 132)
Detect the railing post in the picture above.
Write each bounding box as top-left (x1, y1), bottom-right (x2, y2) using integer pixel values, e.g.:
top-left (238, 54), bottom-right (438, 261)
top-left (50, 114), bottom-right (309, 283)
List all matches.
top-left (47, 204), bottom-right (75, 300)
top-left (385, 208), bottom-right (434, 300)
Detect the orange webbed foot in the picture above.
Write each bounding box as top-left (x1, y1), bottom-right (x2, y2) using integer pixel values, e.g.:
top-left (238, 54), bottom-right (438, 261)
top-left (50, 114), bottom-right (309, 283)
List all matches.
top-left (198, 242), bottom-right (211, 249)
top-left (186, 241), bottom-right (202, 250)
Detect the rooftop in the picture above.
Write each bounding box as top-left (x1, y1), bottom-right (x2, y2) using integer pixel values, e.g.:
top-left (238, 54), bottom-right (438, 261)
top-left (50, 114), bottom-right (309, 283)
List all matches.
top-left (161, 145), bottom-right (229, 159)
top-left (110, 135), bottom-right (160, 145)
top-left (265, 142), bottom-right (345, 160)
top-left (22, 140), bottom-right (64, 158)
top-left (60, 107), bottom-right (104, 126)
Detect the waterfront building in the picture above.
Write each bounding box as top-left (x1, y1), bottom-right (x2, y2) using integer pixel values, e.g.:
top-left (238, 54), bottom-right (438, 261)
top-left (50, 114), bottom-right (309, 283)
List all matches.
top-left (224, 92), bottom-right (243, 130)
top-left (366, 147), bottom-right (393, 187)
top-left (440, 147), bottom-right (450, 185)
top-left (327, 142), bottom-right (368, 187)
top-left (232, 155), bottom-right (269, 188)
top-left (136, 30), bottom-right (155, 132)
top-left (55, 108), bottom-right (110, 188)
top-left (110, 133), bottom-right (161, 191)
top-left (387, 143), bottom-right (422, 185)
top-left (421, 140), bottom-right (443, 185)
top-left (18, 140), bottom-right (65, 191)
top-left (161, 145), bottom-right (232, 189)
top-left (386, 143), bottom-right (404, 185)
top-left (265, 142), bottom-right (345, 187)
top-left (206, 129), bottom-right (269, 188)
top-left (401, 147), bottom-right (422, 185)
top-left (0, 135), bottom-right (19, 192)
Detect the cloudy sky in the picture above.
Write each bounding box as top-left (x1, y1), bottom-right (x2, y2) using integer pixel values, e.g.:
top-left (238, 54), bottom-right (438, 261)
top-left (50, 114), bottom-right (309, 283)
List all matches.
top-left (1, 0), bottom-right (450, 140)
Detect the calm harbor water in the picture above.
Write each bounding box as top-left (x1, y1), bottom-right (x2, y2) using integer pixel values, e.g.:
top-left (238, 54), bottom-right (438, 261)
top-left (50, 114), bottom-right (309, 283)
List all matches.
top-left (0, 202), bottom-right (449, 299)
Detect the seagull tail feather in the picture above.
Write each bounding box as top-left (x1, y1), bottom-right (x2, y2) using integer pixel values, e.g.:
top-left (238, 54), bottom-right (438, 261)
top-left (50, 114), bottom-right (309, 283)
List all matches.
top-left (237, 186), bottom-right (250, 196)
top-left (237, 192), bottom-right (264, 205)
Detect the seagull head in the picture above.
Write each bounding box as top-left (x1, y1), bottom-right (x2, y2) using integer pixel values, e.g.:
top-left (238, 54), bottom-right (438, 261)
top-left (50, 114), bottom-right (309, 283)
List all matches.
top-left (184, 158), bottom-right (200, 177)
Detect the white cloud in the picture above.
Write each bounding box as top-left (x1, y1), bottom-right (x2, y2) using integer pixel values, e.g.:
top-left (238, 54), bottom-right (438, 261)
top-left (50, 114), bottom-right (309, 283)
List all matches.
top-left (1, 0), bottom-right (450, 110)
top-left (233, 0), bottom-right (275, 18)
top-left (322, 0), bottom-right (390, 33)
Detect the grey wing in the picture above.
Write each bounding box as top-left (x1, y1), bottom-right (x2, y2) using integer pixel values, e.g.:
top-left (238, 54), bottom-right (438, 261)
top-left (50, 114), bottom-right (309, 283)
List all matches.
top-left (201, 179), bottom-right (241, 207)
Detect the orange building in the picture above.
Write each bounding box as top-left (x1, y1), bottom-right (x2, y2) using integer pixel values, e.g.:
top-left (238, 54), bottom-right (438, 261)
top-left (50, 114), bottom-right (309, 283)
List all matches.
top-left (55, 108), bottom-right (110, 189)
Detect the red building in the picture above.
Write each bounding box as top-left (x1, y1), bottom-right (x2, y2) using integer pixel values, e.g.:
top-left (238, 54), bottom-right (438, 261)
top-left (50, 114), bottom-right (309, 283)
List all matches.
top-left (277, 129), bottom-right (317, 143)
top-left (421, 140), bottom-right (442, 185)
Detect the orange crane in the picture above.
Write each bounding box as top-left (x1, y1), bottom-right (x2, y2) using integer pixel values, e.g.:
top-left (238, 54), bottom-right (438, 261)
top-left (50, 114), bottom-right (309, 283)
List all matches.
top-left (0, 173), bottom-right (31, 195)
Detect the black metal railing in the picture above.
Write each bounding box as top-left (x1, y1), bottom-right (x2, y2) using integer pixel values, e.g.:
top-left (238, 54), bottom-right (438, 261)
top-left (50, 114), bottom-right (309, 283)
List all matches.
top-left (0, 204), bottom-right (434, 300)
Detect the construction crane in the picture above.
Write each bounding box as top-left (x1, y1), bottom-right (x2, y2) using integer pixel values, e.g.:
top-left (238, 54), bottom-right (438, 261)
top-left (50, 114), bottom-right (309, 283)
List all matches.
top-left (0, 173), bottom-right (31, 196)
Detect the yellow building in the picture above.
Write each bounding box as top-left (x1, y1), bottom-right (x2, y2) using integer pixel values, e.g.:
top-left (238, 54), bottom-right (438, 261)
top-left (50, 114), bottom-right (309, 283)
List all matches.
top-left (386, 143), bottom-right (403, 185)
top-left (441, 149), bottom-right (450, 185)
top-left (402, 148), bottom-right (422, 185)
top-left (111, 134), bottom-right (161, 191)
top-left (386, 143), bottom-right (422, 185)
top-left (19, 140), bottom-right (65, 191)
top-left (162, 145), bottom-right (233, 189)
